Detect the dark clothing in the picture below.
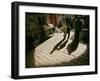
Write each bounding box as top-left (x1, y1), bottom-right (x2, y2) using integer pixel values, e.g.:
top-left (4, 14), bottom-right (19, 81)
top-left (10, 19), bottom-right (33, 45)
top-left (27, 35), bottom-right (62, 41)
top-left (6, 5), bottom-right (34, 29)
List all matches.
top-left (67, 18), bottom-right (82, 55)
top-left (74, 19), bottom-right (82, 38)
top-left (67, 25), bottom-right (71, 33)
top-left (63, 25), bottom-right (71, 40)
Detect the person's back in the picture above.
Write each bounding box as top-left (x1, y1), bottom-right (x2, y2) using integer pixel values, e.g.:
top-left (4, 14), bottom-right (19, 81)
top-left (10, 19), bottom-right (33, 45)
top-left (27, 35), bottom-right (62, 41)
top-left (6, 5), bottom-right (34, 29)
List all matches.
top-left (74, 19), bottom-right (82, 33)
top-left (73, 18), bottom-right (82, 38)
top-left (67, 17), bottom-right (82, 55)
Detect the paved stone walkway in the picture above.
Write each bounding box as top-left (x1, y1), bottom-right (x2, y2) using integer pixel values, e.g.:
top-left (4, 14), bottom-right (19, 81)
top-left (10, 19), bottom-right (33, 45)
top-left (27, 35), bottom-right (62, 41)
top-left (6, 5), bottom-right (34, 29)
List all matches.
top-left (26, 31), bottom-right (88, 68)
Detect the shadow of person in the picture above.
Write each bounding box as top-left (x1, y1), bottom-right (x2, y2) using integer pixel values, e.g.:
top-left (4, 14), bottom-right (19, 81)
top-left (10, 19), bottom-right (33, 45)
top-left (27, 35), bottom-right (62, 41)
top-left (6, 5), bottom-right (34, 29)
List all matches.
top-left (50, 32), bottom-right (70, 54)
top-left (50, 38), bottom-right (65, 54)
top-left (59, 44), bottom-right (89, 66)
top-left (67, 38), bottom-right (79, 55)
top-left (57, 39), bottom-right (68, 50)
top-left (50, 23), bottom-right (71, 54)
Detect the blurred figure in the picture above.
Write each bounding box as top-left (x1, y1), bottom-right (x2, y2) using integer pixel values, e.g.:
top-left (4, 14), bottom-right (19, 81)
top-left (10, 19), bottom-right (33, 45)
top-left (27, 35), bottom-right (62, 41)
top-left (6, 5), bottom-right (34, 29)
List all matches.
top-left (50, 18), bottom-right (71, 54)
top-left (62, 19), bottom-right (71, 40)
top-left (80, 15), bottom-right (89, 44)
top-left (57, 22), bottom-right (71, 50)
top-left (67, 15), bottom-right (82, 55)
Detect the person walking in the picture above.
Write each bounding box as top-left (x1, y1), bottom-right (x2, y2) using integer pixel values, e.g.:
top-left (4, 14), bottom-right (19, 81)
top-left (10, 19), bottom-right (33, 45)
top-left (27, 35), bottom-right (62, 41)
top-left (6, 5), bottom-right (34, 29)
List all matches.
top-left (67, 15), bottom-right (82, 55)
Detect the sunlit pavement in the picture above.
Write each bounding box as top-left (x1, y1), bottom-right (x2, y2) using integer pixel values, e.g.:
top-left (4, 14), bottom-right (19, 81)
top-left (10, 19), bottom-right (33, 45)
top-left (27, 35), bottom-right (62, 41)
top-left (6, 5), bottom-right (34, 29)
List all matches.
top-left (30, 30), bottom-right (88, 67)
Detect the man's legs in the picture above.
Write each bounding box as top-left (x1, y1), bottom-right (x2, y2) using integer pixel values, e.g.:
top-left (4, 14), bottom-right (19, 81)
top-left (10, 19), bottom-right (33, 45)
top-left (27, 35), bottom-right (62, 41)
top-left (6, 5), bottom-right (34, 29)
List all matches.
top-left (67, 32), bottom-right (70, 41)
top-left (63, 32), bottom-right (67, 40)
